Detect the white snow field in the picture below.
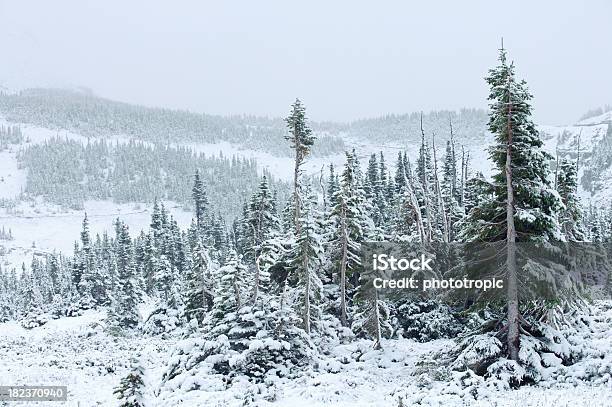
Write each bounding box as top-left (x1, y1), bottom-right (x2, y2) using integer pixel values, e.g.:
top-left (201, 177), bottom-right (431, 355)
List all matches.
top-left (0, 199), bottom-right (193, 273)
top-left (0, 301), bottom-right (610, 406)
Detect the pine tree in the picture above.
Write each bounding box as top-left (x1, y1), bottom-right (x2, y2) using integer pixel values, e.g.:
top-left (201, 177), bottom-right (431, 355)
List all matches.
top-left (330, 151), bottom-right (372, 326)
top-left (114, 357), bottom-right (146, 407)
top-left (150, 199), bottom-right (163, 243)
top-left (557, 158), bottom-right (585, 241)
top-left (458, 47), bottom-right (563, 362)
top-left (365, 154), bottom-right (379, 199)
top-left (184, 240), bottom-right (213, 324)
top-left (77, 213), bottom-right (102, 307)
top-left (243, 175), bottom-right (281, 262)
top-left (441, 140), bottom-right (463, 241)
top-left (208, 250), bottom-right (248, 332)
top-left (285, 99), bottom-right (316, 238)
top-left (288, 186), bottom-right (324, 334)
top-left (327, 164), bottom-right (340, 208)
top-left (462, 172), bottom-right (487, 215)
top-left (154, 255), bottom-right (174, 303)
top-left (192, 169), bottom-right (209, 234)
top-left (108, 220), bottom-right (141, 330)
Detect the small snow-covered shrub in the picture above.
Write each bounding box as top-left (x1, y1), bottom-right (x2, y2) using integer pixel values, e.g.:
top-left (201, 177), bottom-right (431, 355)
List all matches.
top-left (486, 359), bottom-right (526, 389)
top-left (451, 333), bottom-right (502, 375)
top-left (114, 357), bottom-right (146, 407)
top-left (448, 311), bottom-right (581, 388)
top-left (48, 295), bottom-right (83, 319)
top-left (395, 300), bottom-right (463, 342)
top-left (141, 306), bottom-right (184, 336)
top-left (162, 301), bottom-right (316, 390)
top-left (62, 302), bottom-right (84, 317)
top-left (20, 311), bottom-right (49, 329)
top-left (312, 313), bottom-right (353, 353)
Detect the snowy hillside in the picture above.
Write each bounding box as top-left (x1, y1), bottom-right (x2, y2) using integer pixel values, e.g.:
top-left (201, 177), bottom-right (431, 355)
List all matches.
top-left (1, 100), bottom-right (611, 274)
top-left (539, 110), bottom-right (612, 205)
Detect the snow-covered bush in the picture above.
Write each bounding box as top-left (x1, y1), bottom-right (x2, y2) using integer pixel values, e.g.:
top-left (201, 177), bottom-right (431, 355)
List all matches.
top-left (485, 359), bottom-right (526, 389)
top-left (312, 313), bottom-right (354, 353)
top-left (141, 306), bottom-right (184, 336)
top-left (48, 295), bottom-right (84, 319)
top-left (20, 311), bottom-right (49, 329)
top-left (394, 300), bottom-right (463, 342)
top-left (448, 313), bottom-right (580, 388)
top-left (114, 357), bottom-right (146, 407)
top-left (163, 298), bottom-right (315, 390)
top-left (451, 333), bottom-right (503, 375)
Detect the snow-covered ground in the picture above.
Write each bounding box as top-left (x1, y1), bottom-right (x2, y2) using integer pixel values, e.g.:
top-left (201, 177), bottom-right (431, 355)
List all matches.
top-left (1, 301), bottom-right (610, 406)
top-left (0, 305), bottom-right (171, 406)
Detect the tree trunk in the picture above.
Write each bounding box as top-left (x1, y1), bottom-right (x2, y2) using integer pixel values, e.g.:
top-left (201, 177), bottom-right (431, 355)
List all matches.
top-left (372, 290), bottom-right (382, 350)
top-left (431, 133), bottom-right (449, 242)
top-left (402, 171), bottom-right (427, 243)
top-left (339, 201), bottom-right (349, 326)
top-left (303, 245), bottom-right (311, 334)
top-left (420, 116), bottom-right (433, 241)
top-left (506, 79), bottom-right (520, 362)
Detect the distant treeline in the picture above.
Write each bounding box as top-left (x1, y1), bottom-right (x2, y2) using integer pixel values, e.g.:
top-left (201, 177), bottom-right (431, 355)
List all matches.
top-left (0, 88), bottom-right (345, 157)
top-left (17, 137), bottom-right (290, 219)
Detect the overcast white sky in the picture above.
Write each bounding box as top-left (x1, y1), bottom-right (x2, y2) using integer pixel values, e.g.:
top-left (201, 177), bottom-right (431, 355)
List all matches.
top-left (0, 0), bottom-right (610, 124)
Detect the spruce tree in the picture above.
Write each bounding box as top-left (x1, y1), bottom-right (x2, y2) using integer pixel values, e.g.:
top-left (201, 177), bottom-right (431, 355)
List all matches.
top-left (442, 140), bottom-right (463, 241)
top-left (330, 151), bottom-right (372, 326)
top-left (184, 240), bottom-right (213, 324)
top-left (458, 47), bottom-right (563, 363)
top-left (285, 99), bottom-right (316, 237)
top-left (288, 186), bottom-right (324, 334)
top-left (114, 357), bottom-right (146, 407)
top-left (108, 220), bottom-right (141, 330)
top-left (244, 175), bottom-right (281, 262)
top-left (557, 158), bottom-right (585, 241)
top-left (192, 169), bottom-right (209, 234)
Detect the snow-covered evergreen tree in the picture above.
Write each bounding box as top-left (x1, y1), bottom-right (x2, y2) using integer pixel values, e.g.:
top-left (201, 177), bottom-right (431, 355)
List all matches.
top-left (456, 47), bottom-right (566, 373)
top-left (183, 240), bottom-right (213, 324)
top-left (192, 169), bottom-right (209, 235)
top-left (114, 357), bottom-right (146, 407)
top-left (288, 185), bottom-right (323, 334)
top-left (108, 220), bottom-right (141, 330)
top-left (329, 151), bottom-right (372, 326)
top-left (557, 158), bottom-right (585, 241)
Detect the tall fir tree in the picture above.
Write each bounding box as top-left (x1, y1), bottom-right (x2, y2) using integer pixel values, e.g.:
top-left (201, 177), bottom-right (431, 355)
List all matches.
top-left (108, 220), bottom-right (141, 330)
top-left (458, 47), bottom-right (563, 362)
top-left (285, 99), bottom-right (316, 238)
top-left (192, 169), bottom-right (209, 234)
top-left (557, 158), bottom-right (585, 241)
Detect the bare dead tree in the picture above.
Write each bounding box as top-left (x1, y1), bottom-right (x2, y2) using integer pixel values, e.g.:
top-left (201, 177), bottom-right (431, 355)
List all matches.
top-left (420, 113), bottom-right (434, 241)
top-left (431, 132), bottom-right (449, 242)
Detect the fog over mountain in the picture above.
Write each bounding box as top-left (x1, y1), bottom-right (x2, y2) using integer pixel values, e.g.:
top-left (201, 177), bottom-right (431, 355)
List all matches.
top-left (0, 1), bottom-right (610, 124)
